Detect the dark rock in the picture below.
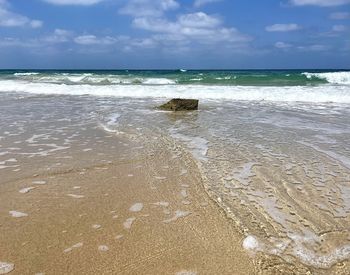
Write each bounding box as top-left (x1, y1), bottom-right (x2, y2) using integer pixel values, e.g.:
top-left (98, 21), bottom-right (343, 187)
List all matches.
top-left (159, 98), bottom-right (199, 111)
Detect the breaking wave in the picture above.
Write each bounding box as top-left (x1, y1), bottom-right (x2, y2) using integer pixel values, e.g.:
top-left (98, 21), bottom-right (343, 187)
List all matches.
top-left (0, 79), bottom-right (350, 103)
top-left (302, 72), bottom-right (350, 85)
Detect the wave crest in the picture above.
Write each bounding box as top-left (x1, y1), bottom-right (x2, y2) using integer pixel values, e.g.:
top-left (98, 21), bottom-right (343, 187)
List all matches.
top-left (1, 80), bottom-right (350, 103)
top-left (302, 72), bottom-right (350, 85)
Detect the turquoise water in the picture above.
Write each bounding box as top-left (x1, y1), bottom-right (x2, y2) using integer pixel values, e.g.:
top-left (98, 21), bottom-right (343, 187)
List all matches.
top-left (0, 69), bottom-right (349, 103)
top-left (0, 69), bottom-right (349, 86)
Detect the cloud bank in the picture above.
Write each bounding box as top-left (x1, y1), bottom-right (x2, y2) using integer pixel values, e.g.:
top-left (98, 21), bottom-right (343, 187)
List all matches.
top-left (265, 24), bottom-right (301, 32)
top-left (0, 0), bottom-right (42, 28)
top-left (42, 0), bottom-right (104, 5)
top-left (290, 0), bottom-right (350, 7)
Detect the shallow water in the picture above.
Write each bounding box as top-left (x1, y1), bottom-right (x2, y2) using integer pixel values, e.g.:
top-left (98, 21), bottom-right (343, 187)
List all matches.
top-left (92, 97), bottom-right (350, 269)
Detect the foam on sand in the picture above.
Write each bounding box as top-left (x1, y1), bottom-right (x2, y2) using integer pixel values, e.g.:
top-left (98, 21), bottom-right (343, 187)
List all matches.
top-left (242, 235), bottom-right (260, 251)
top-left (163, 210), bottom-right (191, 223)
top-left (19, 187), bottom-right (36, 194)
top-left (180, 189), bottom-right (188, 198)
top-left (123, 217), bottom-right (136, 229)
top-left (63, 242), bottom-right (83, 253)
top-left (67, 194), bottom-right (85, 199)
top-left (129, 203), bottom-right (143, 212)
top-left (98, 245), bottom-right (109, 252)
top-left (175, 271), bottom-right (197, 275)
top-left (32, 180), bottom-right (46, 185)
top-left (92, 224), bottom-right (101, 229)
top-left (9, 210), bottom-right (28, 218)
top-left (0, 262), bottom-right (14, 274)
top-left (152, 201), bottom-right (170, 207)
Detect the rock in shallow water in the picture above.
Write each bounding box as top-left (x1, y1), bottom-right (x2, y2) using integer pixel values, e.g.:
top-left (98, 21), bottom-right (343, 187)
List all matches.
top-left (159, 98), bottom-right (199, 111)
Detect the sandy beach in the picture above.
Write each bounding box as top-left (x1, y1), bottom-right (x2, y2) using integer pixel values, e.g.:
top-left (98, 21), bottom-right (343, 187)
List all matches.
top-left (1, 72), bottom-right (350, 274)
top-left (0, 130), bottom-right (257, 274)
top-left (1, 0), bottom-right (350, 273)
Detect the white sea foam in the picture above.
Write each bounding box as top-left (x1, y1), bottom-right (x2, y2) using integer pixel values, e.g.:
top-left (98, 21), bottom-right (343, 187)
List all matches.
top-left (19, 187), bottom-right (36, 194)
top-left (106, 114), bottom-right (120, 125)
top-left (14, 73), bottom-right (176, 85)
top-left (123, 217), bottom-right (136, 229)
top-left (98, 245), bottom-right (109, 252)
top-left (9, 210), bottom-right (28, 218)
top-left (63, 242), bottom-right (83, 253)
top-left (242, 235), bottom-right (260, 251)
top-left (163, 210), bottom-right (191, 223)
top-left (152, 201), bottom-right (170, 207)
top-left (176, 271), bottom-right (197, 275)
top-left (129, 203), bottom-right (143, 212)
top-left (14, 72), bottom-right (39, 76)
top-left (289, 232), bottom-right (350, 268)
top-left (1, 80), bottom-right (350, 103)
top-left (180, 189), bottom-right (188, 198)
top-left (99, 113), bottom-right (121, 133)
top-left (67, 194), bottom-right (85, 199)
top-left (32, 180), bottom-right (46, 185)
top-left (0, 262), bottom-right (14, 274)
top-left (142, 78), bottom-right (176, 85)
top-left (302, 71), bottom-right (350, 85)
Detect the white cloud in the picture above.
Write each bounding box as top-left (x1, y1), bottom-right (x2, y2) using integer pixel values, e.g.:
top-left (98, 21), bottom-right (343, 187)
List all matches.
top-left (118, 0), bottom-right (251, 53)
top-left (42, 0), bottom-right (104, 5)
top-left (265, 23), bottom-right (301, 32)
top-left (290, 0), bottom-right (350, 7)
top-left (332, 24), bottom-right (347, 31)
top-left (193, 0), bottom-right (222, 8)
top-left (132, 12), bottom-right (251, 45)
top-left (0, 0), bottom-right (43, 28)
top-left (275, 41), bottom-right (292, 49)
top-left (74, 35), bottom-right (118, 45)
top-left (178, 12), bottom-right (221, 28)
top-left (130, 38), bottom-right (157, 48)
top-left (119, 0), bottom-right (179, 17)
top-left (329, 12), bottom-right (350, 19)
top-left (42, 28), bottom-right (73, 43)
top-left (30, 20), bottom-right (43, 28)
top-left (297, 44), bottom-right (329, 51)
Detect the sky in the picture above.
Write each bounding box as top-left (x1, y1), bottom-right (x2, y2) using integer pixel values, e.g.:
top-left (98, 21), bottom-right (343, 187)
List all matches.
top-left (0, 0), bottom-right (349, 69)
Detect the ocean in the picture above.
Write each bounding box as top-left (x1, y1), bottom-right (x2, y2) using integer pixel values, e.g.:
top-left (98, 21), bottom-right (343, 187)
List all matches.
top-left (0, 69), bottom-right (349, 102)
top-left (0, 69), bottom-right (350, 271)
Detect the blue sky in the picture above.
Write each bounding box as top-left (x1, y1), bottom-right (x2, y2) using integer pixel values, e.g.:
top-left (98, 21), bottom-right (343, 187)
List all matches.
top-left (0, 0), bottom-right (349, 69)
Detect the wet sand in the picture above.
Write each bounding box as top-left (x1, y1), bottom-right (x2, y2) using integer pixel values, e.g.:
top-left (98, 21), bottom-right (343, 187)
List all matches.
top-left (1, 93), bottom-right (350, 274)
top-left (0, 134), bottom-right (255, 274)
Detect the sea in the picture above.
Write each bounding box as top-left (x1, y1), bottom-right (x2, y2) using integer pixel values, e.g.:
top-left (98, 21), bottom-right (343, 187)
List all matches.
top-left (0, 69), bottom-right (350, 271)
